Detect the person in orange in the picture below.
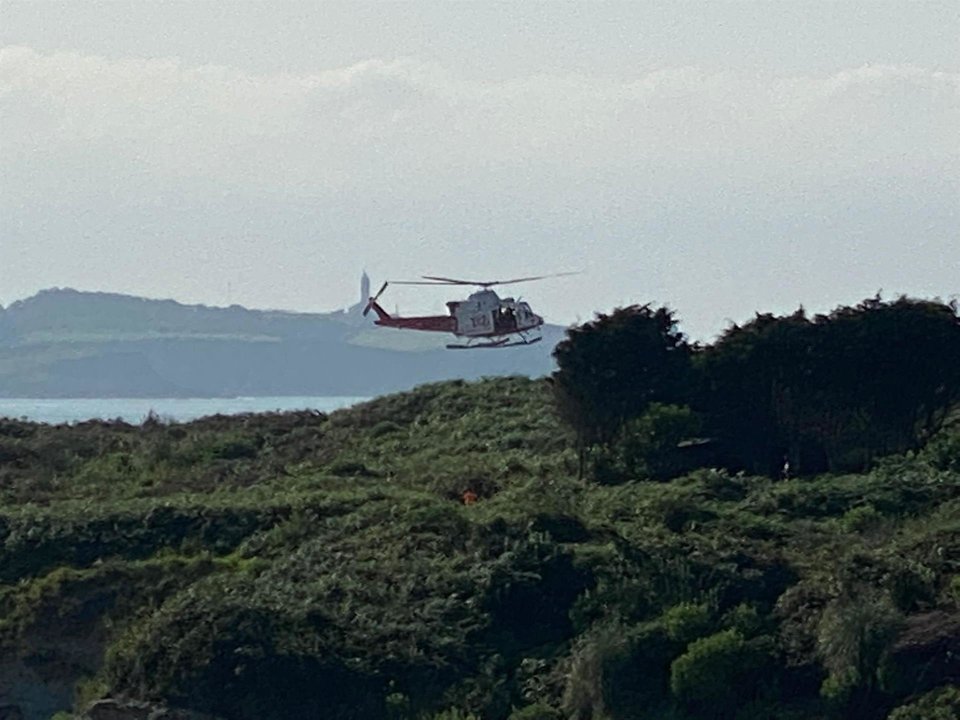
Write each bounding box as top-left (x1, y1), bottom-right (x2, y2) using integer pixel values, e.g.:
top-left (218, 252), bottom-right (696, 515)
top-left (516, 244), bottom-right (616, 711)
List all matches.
top-left (462, 489), bottom-right (478, 505)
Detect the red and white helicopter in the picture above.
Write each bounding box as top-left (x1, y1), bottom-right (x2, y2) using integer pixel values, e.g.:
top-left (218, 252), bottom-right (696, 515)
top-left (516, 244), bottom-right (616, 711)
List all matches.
top-left (362, 273), bottom-right (575, 349)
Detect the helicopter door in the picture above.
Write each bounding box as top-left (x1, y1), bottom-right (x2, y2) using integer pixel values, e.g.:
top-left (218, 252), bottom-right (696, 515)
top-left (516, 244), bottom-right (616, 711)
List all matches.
top-left (494, 305), bottom-right (518, 333)
top-left (458, 291), bottom-right (502, 336)
top-left (458, 305), bottom-right (492, 336)
top-left (515, 303), bottom-right (535, 330)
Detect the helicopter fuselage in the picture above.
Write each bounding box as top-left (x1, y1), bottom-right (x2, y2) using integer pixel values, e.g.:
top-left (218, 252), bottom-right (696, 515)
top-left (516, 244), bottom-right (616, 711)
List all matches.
top-left (365, 288), bottom-right (543, 339)
top-left (445, 289), bottom-right (543, 337)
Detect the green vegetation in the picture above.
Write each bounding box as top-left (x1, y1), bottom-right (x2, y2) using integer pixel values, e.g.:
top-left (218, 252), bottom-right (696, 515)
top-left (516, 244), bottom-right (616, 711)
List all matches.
top-left (1, 295), bottom-right (959, 720)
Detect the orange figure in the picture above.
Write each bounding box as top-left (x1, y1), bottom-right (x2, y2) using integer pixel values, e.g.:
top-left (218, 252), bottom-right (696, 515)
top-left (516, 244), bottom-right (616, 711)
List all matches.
top-left (462, 490), bottom-right (478, 505)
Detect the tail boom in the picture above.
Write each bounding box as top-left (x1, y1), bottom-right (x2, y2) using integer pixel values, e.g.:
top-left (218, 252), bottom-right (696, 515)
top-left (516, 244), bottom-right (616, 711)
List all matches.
top-left (375, 313), bottom-right (457, 333)
top-left (363, 292), bottom-right (456, 333)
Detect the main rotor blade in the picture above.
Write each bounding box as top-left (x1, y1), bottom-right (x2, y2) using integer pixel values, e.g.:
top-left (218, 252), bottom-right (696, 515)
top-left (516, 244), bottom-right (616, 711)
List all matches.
top-left (421, 272), bottom-right (581, 287)
top-left (420, 275), bottom-right (483, 285)
top-left (487, 271), bottom-right (582, 286)
top-left (389, 280), bottom-right (460, 286)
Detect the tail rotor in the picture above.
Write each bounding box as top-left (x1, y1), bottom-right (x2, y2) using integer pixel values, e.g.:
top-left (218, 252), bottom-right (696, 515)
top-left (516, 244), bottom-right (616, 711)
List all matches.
top-left (362, 282), bottom-right (389, 317)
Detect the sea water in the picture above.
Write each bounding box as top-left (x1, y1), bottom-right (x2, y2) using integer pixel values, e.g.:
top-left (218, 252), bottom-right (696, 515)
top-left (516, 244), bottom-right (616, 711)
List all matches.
top-left (0, 397), bottom-right (369, 425)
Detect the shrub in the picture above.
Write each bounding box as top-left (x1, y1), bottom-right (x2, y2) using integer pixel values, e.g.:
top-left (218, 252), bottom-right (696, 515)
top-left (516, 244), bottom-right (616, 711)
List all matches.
top-left (211, 435), bottom-right (260, 460)
top-left (327, 459), bottom-right (379, 477)
top-left (429, 710), bottom-right (480, 720)
top-left (887, 685), bottom-right (960, 720)
top-left (370, 420), bottom-right (403, 438)
top-left (841, 504), bottom-right (884, 533)
top-left (920, 424), bottom-right (960, 472)
top-left (946, 575), bottom-right (960, 608)
top-left (816, 593), bottom-right (902, 701)
top-left (618, 404), bottom-right (704, 481)
top-left (562, 620), bottom-right (681, 720)
top-left (670, 629), bottom-right (767, 719)
top-left (590, 404), bottom-right (703, 484)
top-left (885, 562), bottom-right (936, 613)
top-left (661, 602), bottom-right (712, 644)
top-left (561, 623), bottom-right (628, 720)
top-left (507, 703), bottom-right (563, 720)
top-left (722, 603), bottom-right (765, 638)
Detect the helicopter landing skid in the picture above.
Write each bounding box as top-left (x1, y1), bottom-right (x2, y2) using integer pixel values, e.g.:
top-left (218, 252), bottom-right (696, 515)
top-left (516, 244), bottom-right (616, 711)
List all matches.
top-left (446, 334), bottom-right (543, 350)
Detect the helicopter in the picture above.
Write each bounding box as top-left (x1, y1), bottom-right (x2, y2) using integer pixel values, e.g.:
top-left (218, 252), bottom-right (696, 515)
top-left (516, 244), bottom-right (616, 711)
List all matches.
top-left (362, 273), bottom-right (576, 349)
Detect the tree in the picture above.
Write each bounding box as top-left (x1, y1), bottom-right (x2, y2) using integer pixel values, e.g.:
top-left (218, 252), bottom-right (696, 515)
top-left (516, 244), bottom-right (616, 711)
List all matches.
top-left (552, 305), bottom-right (692, 475)
top-left (811, 297), bottom-right (960, 463)
top-left (697, 297), bottom-right (960, 475)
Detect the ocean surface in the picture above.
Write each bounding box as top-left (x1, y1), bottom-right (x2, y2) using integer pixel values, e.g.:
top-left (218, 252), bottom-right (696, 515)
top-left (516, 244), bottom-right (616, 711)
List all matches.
top-left (0, 396), bottom-right (369, 425)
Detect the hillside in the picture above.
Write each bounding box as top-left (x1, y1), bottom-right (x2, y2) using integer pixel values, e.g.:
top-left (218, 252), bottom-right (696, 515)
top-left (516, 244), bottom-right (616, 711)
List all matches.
top-left (0, 377), bottom-right (958, 720)
top-left (0, 289), bottom-right (566, 397)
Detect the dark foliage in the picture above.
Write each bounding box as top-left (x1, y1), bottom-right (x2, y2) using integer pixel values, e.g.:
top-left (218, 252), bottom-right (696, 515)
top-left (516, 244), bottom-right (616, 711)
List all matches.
top-left (552, 296), bottom-right (960, 478)
top-left (698, 296), bottom-right (960, 475)
top-left (552, 305), bottom-right (692, 448)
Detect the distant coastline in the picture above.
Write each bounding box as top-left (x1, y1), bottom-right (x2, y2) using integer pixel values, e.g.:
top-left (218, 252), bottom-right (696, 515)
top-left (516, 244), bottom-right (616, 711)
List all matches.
top-left (0, 285), bottom-right (563, 399)
top-left (0, 396), bottom-right (368, 425)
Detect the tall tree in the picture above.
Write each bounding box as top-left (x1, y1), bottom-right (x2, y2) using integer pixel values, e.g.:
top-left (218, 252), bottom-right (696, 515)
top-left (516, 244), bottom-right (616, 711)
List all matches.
top-left (552, 305), bottom-right (692, 458)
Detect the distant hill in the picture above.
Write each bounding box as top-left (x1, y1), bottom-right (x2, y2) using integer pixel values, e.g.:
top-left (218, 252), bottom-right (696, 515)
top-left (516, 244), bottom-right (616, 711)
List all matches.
top-left (0, 288), bottom-right (567, 397)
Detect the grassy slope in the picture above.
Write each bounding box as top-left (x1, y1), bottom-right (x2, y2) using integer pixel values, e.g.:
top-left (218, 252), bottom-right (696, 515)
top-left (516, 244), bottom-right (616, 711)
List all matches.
top-left (0, 377), bottom-right (958, 720)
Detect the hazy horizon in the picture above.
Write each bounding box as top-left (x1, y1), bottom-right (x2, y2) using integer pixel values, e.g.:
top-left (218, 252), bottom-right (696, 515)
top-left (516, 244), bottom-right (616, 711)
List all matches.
top-left (3, 282), bottom-right (960, 346)
top-left (2, 1), bottom-right (958, 340)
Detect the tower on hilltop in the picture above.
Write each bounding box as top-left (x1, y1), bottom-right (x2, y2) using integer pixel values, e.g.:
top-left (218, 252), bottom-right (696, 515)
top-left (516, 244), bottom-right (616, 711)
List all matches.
top-left (360, 270), bottom-right (370, 307)
top-left (347, 271), bottom-right (372, 320)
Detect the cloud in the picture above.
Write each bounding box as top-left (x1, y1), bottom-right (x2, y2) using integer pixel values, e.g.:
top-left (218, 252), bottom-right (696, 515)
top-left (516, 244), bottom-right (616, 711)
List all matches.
top-left (1, 45), bottom-right (957, 202)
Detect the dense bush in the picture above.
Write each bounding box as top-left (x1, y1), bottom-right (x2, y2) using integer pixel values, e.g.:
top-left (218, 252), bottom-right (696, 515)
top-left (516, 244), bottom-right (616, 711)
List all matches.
top-left (553, 296), bottom-right (960, 478)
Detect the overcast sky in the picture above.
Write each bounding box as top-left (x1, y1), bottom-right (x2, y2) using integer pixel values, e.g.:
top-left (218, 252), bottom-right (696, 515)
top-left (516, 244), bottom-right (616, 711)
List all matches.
top-left (1, 1), bottom-right (958, 339)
